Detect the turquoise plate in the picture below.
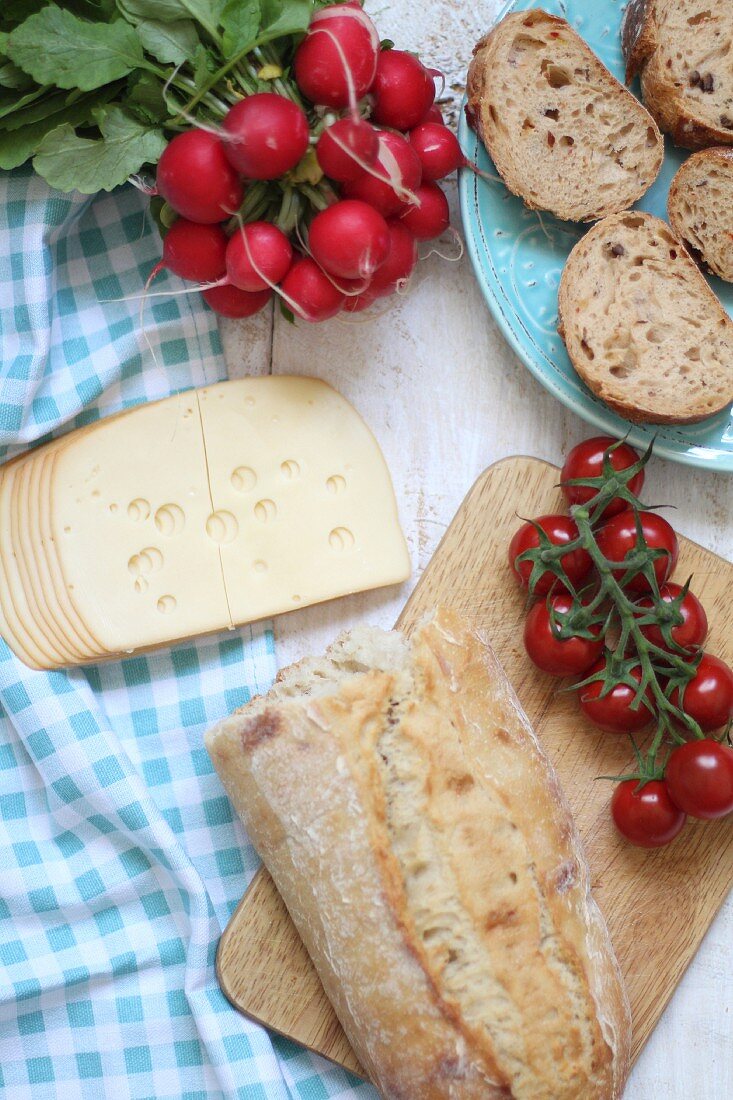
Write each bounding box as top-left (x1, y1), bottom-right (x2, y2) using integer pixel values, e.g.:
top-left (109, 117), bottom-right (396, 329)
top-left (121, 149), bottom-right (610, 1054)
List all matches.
top-left (458, 0), bottom-right (733, 472)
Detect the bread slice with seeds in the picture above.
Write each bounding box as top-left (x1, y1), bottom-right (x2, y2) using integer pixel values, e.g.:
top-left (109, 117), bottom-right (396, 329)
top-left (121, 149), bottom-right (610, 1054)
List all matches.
top-left (623, 0), bottom-right (733, 149)
top-left (668, 147), bottom-right (733, 280)
top-left (558, 211), bottom-right (733, 424)
top-left (466, 9), bottom-right (663, 221)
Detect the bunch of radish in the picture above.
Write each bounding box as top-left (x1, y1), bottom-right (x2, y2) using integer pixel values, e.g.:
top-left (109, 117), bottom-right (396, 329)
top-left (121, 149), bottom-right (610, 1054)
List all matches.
top-left (151, 2), bottom-right (465, 322)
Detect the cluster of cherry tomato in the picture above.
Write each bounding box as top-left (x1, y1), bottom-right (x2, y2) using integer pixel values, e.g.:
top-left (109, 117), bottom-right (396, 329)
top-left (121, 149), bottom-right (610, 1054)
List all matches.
top-left (153, 3), bottom-right (463, 322)
top-left (508, 436), bottom-right (733, 848)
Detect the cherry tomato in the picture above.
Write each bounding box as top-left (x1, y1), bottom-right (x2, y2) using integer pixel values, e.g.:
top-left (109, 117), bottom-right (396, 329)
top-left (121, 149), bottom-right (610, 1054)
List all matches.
top-left (523, 593), bottom-right (604, 677)
top-left (611, 780), bottom-right (686, 848)
top-left (596, 510), bottom-right (679, 593)
top-left (508, 514), bottom-right (592, 595)
top-left (664, 739), bottom-right (733, 820)
top-left (637, 582), bottom-right (708, 652)
top-left (561, 436), bottom-right (644, 517)
top-left (579, 660), bottom-right (655, 733)
top-left (670, 653), bottom-right (733, 732)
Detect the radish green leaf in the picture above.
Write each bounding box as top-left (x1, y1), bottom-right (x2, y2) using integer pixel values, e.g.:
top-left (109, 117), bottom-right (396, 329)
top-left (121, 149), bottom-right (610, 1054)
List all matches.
top-left (33, 106), bottom-right (166, 192)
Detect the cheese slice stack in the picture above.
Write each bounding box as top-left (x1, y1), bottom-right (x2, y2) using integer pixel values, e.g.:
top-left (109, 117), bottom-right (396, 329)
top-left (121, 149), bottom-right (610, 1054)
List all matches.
top-left (0, 378), bottom-right (410, 670)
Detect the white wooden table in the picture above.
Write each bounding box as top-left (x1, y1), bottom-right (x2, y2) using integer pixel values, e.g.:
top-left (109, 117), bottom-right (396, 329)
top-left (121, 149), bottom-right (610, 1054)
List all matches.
top-left (220, 1), bottom-right (733, 1094)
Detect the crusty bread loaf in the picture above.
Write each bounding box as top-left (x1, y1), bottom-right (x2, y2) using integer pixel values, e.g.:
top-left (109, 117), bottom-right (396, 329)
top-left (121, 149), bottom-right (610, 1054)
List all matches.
top-left (558, 211), bottom-right (733, 423)
top-left (466, 9), bottom-right (663, 221)
top-left (668, 146), bottom-right (733, 280)
top-left (206, 608), bottom-right (631, 1100)
top-left (623, 0), bottom-right (733, 149)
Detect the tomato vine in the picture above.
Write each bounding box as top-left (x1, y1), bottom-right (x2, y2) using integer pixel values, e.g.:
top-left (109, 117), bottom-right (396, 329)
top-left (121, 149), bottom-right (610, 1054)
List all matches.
top-left (514, 439), bottom-right (728, 784)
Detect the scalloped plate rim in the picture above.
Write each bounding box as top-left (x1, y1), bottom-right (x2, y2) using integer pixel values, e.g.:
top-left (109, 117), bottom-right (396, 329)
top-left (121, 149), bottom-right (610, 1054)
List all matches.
top-left (458, 0), bottom-right (733, 473)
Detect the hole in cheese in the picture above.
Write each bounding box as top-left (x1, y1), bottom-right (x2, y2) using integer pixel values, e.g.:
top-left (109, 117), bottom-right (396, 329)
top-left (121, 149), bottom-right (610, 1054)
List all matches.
top-left (154, 503), bottom-right (185, 536)
top-left (206, 511), bottom-right (239, 545)
top-left (127, 498), bottom-right (150, 522)
top-left (329, 527), bottom-right (355, 551)
top-left (231, 466), bottom-right (257, 492)
top-left (326, 475), bottom-right (347, 494)
top-left (280, 459), bottom-right (301, 480)
top-left (254, 499), bottom-right (277, 523)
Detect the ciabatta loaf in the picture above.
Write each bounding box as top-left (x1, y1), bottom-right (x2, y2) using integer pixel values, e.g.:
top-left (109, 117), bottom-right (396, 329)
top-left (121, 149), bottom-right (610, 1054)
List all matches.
top-left (623, 0), bottom-right (733, 149)
top-left (668, 147), bottom-right (733, 280)
top-left (558, 211), bottom-right (733, 423)
top-left (466, 9), bottom-right (663, 221)
top-left (206, 608), bottom-right (631, 1100)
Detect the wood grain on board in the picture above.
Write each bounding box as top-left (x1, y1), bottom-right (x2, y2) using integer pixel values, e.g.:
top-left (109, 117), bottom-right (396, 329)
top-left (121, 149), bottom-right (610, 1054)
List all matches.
top-left (217, 456), bottom-right (733, 1082)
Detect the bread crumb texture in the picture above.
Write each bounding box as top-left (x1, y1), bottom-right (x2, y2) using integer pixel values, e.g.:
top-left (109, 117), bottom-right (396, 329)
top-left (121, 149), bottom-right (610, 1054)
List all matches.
top-left (668, 147), bottom-right (733, 280)
top-left (206, 609), bottom-right (630, 1099)
top-left (466, 9), bottom-right (662, 220)
top-left (559, 211), bottom-right (733, 423)
top-left (623, 0), bottom-right (733, 148)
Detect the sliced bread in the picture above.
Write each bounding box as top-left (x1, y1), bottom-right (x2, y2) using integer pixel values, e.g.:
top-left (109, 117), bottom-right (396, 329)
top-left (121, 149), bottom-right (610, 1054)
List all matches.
top-left (623, 0), bottom-right (733, 149)
top-left (668, 147), bottom-right (733, 281)
top-left (466, 9), bottom-right (663, 222)
top-left (558, 211), bottom-right (733, 424)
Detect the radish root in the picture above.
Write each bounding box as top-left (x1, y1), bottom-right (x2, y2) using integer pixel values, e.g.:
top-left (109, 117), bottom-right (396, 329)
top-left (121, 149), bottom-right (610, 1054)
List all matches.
top-left (310, 6), bottom-right (380, 123)
top-left (293, 220), bottom-right (370, 296)
top-left (420, 226), bottom-right (464, 263)
top-left (326, 125), bottom-right (422, 207)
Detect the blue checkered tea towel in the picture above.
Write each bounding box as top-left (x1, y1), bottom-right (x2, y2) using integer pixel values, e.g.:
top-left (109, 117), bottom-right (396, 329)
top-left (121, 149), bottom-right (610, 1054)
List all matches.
top-left (0, 167), bottom-right (372, 1099)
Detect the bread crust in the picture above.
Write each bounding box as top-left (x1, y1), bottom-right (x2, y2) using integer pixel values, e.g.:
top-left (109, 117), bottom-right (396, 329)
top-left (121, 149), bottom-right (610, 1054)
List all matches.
top-left (622, 0), bottom-right (733, 149)
top-left (668, 146), bottom-right (733, 280)
top-left (207, 609), bottom-right (631, 1100)
top-left (622, 0), bottom-right (657, 85)
top-left (466, 10), bottom-right (662, 221)
top-left (558, 211), bottom-right (733, 424)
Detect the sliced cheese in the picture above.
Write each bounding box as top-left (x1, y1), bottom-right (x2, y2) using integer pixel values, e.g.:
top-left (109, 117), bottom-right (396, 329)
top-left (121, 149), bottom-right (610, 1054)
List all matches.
top-left (34, 441), bottom-right (106, 661)
top-left (50, 393), bottom-right (230, 655)
top-left (198, 377), bottom-right (411, 622)
top-left (0, 379), bottom-right (410, 668)
top-left (40, 410), bottom-right (146, 661)
top-left (13, 452), bottom-right (83, 663)
top-left (0, 455), bottom-right (59, 669)
top-left (1, 425), bottom-right (121, 668)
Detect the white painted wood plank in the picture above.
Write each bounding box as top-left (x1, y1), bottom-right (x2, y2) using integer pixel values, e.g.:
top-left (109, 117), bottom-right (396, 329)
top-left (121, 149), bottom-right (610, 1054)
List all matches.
top-left (219, 304), bottom-right (273, 378)
top-left (221, 0), bottom-right (733, 1093)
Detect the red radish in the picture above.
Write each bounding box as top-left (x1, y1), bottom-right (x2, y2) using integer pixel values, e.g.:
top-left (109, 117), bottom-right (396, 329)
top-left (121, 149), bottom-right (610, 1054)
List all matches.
top-left (408, 122), bottom-right (463, 181)
top-left (223, 94), bottom-right (309, 179)
top-left (343, 291), bottom-right (377, 312)
top-left (280, 256), bottom-right (346, 321)
top-left (371, 50), bottom-right (435, 131)
top-left (226, 222), bottom-right (293, 292)
top-left (369, 219), bottom-right (417, 296)
top-left (309, 200), bottom-right (389, 279)
top-left (400, 182), bottom-right (450, 239)
top-left (343, 130), bottom-right (422, 216)
top-left (294, 4), bottom-right (379, 108)
top-left (332, 274), bottom-right (373, 296)
top-left (203, 284), bottom-right (271, 318)
top-left (156, 131), bottom-right (243, 224)
top-left (316, 118), bottom-right (379, 182)
top-left (421, 103), bottom-right (445, 125)
top-left (161, 220), bottom-right (228, 282)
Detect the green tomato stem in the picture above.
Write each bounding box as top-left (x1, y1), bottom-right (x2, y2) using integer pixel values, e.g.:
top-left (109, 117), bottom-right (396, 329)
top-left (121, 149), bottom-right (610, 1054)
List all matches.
top-left (524, 449), bottom-right (706, 783)
top-left (572, 505), bottom-right (698, 732)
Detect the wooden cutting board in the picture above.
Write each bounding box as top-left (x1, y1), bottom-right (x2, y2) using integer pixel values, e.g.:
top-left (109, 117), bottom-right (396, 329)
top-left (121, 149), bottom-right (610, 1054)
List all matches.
top-left (216, 456), bottom-right (733, 1080)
